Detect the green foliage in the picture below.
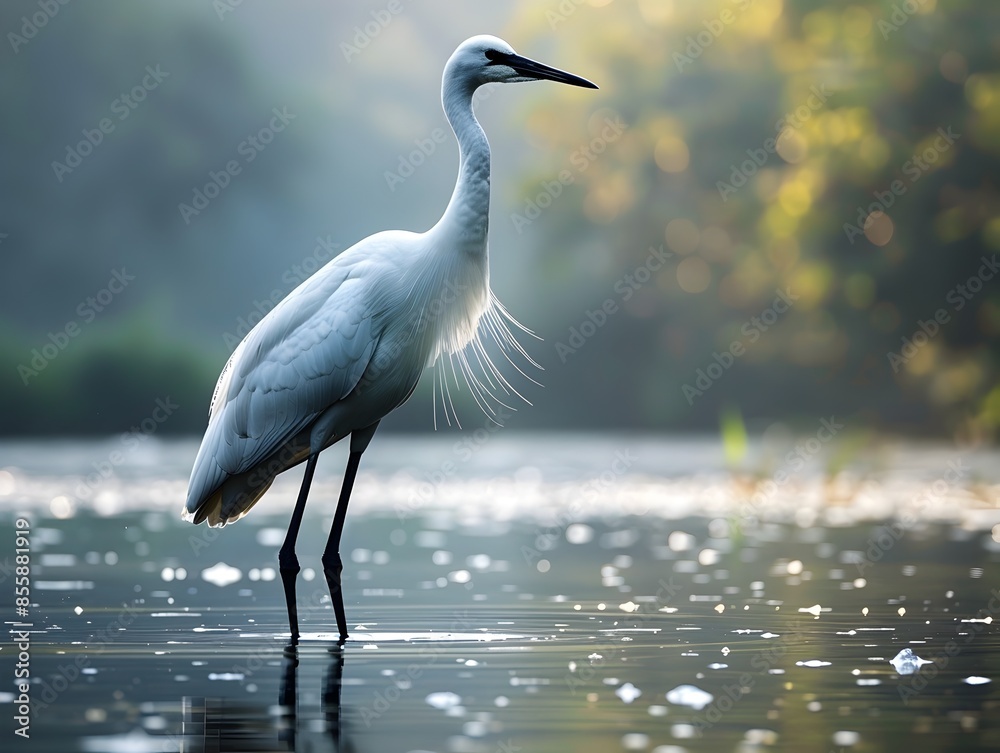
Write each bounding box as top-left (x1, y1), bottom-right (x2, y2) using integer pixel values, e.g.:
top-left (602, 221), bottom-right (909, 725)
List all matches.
top-left (0, 319), bottom-right (215, 436)
top-left (507, 0), bottom-right (1000, 439)
top-left (3, 1), bottom-right (997, 438)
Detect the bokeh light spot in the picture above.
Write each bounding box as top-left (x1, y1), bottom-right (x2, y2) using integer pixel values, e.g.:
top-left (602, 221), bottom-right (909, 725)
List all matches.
top-left (676, 257), bottom-right (711, 294)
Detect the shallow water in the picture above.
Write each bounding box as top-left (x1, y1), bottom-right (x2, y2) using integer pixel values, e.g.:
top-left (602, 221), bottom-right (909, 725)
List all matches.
top-left (1, 436), bottom-right (999, 752)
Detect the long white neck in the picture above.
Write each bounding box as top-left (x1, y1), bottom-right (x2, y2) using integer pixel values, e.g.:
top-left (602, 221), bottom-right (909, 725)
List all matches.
top-left (429, 74), bottom-right (490, 253)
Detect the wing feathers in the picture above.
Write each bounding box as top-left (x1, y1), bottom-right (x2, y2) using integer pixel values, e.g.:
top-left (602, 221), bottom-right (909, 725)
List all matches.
top-left (185, 270), bottom-right (377, 518)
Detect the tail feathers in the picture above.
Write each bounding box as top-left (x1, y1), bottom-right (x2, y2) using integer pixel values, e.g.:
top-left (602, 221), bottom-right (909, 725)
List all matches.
top-left (183, 473), bottom-right (276, 527)
top-left (183, 434), bottom-right (313, 527)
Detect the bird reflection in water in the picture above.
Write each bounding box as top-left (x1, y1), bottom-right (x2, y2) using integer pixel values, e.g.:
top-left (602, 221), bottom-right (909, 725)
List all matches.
top-left (181, 643), bottom-right (349, 752)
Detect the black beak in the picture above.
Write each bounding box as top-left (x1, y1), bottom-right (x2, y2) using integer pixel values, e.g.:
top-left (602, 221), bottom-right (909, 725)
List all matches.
top-left (490, 51), bottom-right (599, 89)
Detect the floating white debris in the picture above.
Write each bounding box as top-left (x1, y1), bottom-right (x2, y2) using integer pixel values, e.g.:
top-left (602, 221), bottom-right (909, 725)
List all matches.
top-left (745, 729), bottom-right (778, 745)
top-left (208, 673), bottom-right (244, 681)
top-left (201, 562), bottom-right (242, 588)
top-left (761, 632), bottom-right (780, 639)
top-left (425, 691), bottom-right (462, 710)
top-left (714, 604), bottom-right (725, 614)
top-left (566, 524), bottom-right (594, 544)
top-left (964, 676), bottom-right (991, 685)
top-left (348, 630), bottom-right (524, 643)
top-left (889, 648), bottom-right (932, 675)
top-left (668, 531), bottom-right (695, 552)
top-left (619, 601), bottom-right (640, 613)
top-left (698, 548), bottom-right (719, 566)
top-left (897, 607), bottom-right (906, 617)
top-left (721, 646), bottom-right (730, 656)
top-left (666, 684), bottom-right (714, 710)
top-left (796, 660), bottom-right (832, 668)
top-left (832, 730), bottom-right (861, 746)
top-left (616, 682), bottom-right (642, 704)
top-left (962, 616), bottom-right (993, 625)
top-left (798, 604), bottom-right (825, 618)
top-left (74, 606), bottom-right (83, 615)
top-left (659, 606), bottom-right (678, 613)
top-left (670, 723), bottom-right (697, 739)
top-left (463, 720), bottom-right (488, 738)
top-left (622, 733), bottom-right (650, 751)
top-left (80, 729), bottom-right (175, 752)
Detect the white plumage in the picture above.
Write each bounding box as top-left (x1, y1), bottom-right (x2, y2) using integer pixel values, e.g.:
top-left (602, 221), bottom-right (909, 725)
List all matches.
top-left (183, 35), bottom-right (596, 640)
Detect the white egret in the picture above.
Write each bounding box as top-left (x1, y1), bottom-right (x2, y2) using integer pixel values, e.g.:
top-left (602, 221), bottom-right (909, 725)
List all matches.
top-left (183, 35), bottom-right (597, 642)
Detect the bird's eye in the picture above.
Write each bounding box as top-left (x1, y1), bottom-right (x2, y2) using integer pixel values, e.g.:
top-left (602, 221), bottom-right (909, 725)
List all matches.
top-left (484, 49), bottom-right (509, 65)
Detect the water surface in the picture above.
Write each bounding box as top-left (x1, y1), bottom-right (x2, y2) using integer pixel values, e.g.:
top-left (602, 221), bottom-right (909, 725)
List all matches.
top-left (1, 436), bottom-right (998, 752)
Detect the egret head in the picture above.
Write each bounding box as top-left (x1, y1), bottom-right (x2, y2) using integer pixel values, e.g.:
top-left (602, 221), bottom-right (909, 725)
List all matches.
top-left (446, 35), bottom-right (598, 91)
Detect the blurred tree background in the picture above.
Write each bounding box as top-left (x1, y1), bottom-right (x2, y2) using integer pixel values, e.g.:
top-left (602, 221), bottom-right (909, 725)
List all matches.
top-left (1, 0), bottom-right (998, 440)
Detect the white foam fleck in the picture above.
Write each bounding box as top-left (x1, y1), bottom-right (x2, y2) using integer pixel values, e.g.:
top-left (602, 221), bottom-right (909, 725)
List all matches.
top-left (616, 682), bottom-right (642, 704)
top-left (666, 684), bottom-right (713, 710)
top-left (201, 562), bottom-right (241, 588)
top-left (426, 691), bottom-right (462, 710)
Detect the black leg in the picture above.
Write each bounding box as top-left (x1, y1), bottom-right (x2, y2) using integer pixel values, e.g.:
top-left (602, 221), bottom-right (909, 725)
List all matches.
top-left (279, 453), bottom-right (318, 643)
top-left (322, 451), bottom-right (362, 640)
top-left (322, 422), bottom-right (379, 640)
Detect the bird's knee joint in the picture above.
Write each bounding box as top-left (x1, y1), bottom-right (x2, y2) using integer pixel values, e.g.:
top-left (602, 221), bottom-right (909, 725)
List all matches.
top-left (278, 551), bottom-right (300, 573)
top-left (321, 553), bottom-right (343, 574)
